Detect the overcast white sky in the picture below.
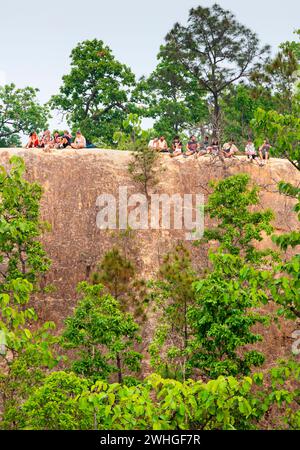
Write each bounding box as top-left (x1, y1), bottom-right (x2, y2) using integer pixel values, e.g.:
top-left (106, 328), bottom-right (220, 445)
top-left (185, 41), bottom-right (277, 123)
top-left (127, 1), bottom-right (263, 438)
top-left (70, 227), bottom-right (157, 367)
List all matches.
top-left (1, 0), bottom-right (299, 129)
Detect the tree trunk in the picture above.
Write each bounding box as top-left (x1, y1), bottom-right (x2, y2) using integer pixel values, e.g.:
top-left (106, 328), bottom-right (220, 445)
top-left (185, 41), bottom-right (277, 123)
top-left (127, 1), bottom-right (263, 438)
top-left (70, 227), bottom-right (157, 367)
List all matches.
top-left (116, 353), bottom-right (123, 383)
top-left (212, 93), bottom-right (221, 141)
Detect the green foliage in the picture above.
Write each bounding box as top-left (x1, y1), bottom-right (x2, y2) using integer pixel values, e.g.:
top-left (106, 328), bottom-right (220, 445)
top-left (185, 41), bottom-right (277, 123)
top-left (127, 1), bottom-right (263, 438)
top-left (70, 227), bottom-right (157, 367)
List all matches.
top-left (221, 84), bottom-right (276, 145)
top-left (128, 145), bottom-right (159, 198)
top-left (160, 4), bottom-right (269, 138)
top-left (252, 108), bottom-right (300, 169)
top-left (135, 59), bottom-right (208, 142)
top-left (50, 39), bottom-right (135, 145)
top-left (62, 282), bottom-right (142, 383)
top-left (91, 248), bottom-right (147, 320)
top-left (188, 252), bottom-right (268, 378)
top-left (0, 156), bottom-right (51, 285)
top-left (113, 113), bottom-right (151, 150)
top-left (149, 244), bottom-right (197, 380)
top-left (0, 83), bottom-right (48, 145)
top-left (200, 174), bottom-right (274, 262)
top-left (20, 371), bottom-right (93, 430)
top-left (0, 158), bottom-right (58, 429)
top-left (269, 182), bottom-right (300, 319)
top-left (19, 366), bottom-right (300, 430)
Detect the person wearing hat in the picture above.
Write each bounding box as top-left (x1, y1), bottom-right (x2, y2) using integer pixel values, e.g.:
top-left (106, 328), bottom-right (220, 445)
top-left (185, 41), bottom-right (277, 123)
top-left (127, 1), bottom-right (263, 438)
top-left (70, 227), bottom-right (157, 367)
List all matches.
top-left (71, 130), bottom-right (86, 149)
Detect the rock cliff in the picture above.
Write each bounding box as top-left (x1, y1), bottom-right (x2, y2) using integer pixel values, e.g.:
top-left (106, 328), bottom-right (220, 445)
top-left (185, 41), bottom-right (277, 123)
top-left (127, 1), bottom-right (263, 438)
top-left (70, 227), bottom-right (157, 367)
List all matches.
top-left (0, 148), bottom-right (299, 369)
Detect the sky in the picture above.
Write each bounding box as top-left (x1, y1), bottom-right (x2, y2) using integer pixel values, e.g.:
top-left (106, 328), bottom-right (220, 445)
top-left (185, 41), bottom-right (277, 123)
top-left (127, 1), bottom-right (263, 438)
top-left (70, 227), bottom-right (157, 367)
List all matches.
top-left (0, 0), bottom-right (300, 130)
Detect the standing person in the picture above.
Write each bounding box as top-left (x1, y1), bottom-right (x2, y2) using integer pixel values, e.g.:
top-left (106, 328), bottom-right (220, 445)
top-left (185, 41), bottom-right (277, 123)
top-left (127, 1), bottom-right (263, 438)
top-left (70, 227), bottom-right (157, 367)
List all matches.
top-left (185, 135), bottom-right (199, 156)
top-left (245, 139), bottom-right (257, 161)
top-left (259, 139), bottom-right (271, 162)
top-left (148, 137), bottom-right (159, 151)
top-left (222, 139), bottom-right (238, 158)
top-left (156, 136), bottom-right (168, 152)
top-left (170, 136), bottom-right (183, 157)
top-left (71, 130), bottom-right (87, 149)
top-left (25, 131), bottom-right (39, 148)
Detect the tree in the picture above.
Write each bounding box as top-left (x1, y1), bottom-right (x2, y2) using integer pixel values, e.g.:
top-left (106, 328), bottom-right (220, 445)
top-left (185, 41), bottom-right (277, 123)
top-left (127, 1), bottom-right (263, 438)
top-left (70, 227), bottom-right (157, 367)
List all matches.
top-left (200, 174), bottom-right (274, 262)
top-left (160, 3), bottom-right (269, 138)
top-left (149, 244), bottom-right (197, 380)
top-left (188, 252), bottom-right (268, 378)
top-left (128, 145), bottom-right (159, 199)
top-left (188, 174), bottom-right (277, 378)
top-left (62, 282), bottom-right (142, 383)
top-left (50, 39), bottom-right (136, 146)
top-left (221, 83), bottom-right (276, 145)
top-left (20, 372), bottom-right (93, 430)
top-left (252, 108), bottom-right (300, 170)
top-left (0, 84), bottom-right (48, 146)
top-left (0, 157), bottom-right (58, 428)
top-left (135, 58), bottom-right (208, 142)
top-left (91, 248), bottom-right (147, 319)
top-left (269, 182), bottom-right (300, 320)
top-left (0, 156), bottom-right (51, 286)
top-left (112, 113), bottom-right (151, 150)
top-left (20, 367), bottom-right (300, 430)
top-left (0, 278), bottom-right (58, 429)
top-left (251, 31), bottom-right (300, 114)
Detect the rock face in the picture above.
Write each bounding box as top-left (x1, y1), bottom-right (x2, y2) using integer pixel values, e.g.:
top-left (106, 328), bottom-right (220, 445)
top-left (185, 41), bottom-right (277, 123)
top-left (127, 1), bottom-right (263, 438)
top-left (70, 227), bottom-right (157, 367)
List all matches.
top-left (0, 148), bottom-right (299, 368)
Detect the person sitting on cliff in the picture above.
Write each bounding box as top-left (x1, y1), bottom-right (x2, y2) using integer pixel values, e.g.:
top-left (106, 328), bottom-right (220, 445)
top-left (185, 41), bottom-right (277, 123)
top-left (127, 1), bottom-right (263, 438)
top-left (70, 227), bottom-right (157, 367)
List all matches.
top-left (170, 136), bottom-right (183, 157)
top-left (156, 136), bottom-right (168, 152)
top-left (245, 139), bottom-right (257, 161)
top-left (206, 139), bottom-right (220, 156)
top-left (61, 133), bottom-right (72, 148)
top-left (197, 135), bottom-right (211, 157)
top-left (25, 131), bottom-right (39, 148)
top-left (39, 130), bottom-right (52, 148)
top-left (185, 135), bottom-right (199, 156)
top-left (71, 130), bottom-right (86, 149)
top-left (259, 139), bottom-right (271, 163)
top-left (148, 137), bottom-right (159, 151)
top-left (222, 139), bottom-right (238, 158)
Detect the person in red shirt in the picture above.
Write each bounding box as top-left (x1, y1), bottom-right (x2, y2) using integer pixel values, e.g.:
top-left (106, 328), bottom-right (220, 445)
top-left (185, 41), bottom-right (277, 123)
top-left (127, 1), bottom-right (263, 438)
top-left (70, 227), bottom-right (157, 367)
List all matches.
top-left (25, 131), bottom-right (39, 148)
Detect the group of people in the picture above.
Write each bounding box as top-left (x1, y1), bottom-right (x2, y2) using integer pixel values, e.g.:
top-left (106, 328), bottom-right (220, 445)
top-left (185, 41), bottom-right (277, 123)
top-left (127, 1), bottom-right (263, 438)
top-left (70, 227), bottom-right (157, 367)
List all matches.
top-left (148, 135), bottom-right (272, 163)
top-left (25, 130), bottom-right (87, 150)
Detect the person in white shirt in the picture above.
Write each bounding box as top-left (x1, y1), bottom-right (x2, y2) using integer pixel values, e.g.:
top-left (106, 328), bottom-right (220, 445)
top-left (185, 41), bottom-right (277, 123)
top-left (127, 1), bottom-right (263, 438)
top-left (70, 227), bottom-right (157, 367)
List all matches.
top-left (245, 139), bottom-right (257, 161)
top-left (222, 140), bottom-right (238, 158)
top-left (148, 137), bottom-right (159, 151)
top-left (71, 130), bottom-right (86, 149)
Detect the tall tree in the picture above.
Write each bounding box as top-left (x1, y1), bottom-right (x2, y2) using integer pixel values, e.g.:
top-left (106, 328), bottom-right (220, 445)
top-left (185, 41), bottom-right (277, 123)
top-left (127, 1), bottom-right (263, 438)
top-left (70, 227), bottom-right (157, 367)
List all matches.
top-left (50, 39), bottom-right (136, 146)
top-left (0, 84), bottom-right (48, 146)
top-left (135, 58), bottom-right (208, 142)
top-left (62, 282), bottom-right (142, 384)
top-left (251, 35), bottom-right (300, 114)
top-left (160, 3), bottom-right (269, 139)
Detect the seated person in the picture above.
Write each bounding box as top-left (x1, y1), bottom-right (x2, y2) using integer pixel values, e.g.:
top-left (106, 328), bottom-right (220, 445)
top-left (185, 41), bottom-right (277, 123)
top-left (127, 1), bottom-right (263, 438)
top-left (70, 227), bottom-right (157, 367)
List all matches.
top-left (170, 136), bottom-right (183, 157)
top-left (207, 139), bottom-right (219, 155)
top-left (61, 134), bottom-right (72, 148)
top-left (39, 130), bottom-right (52, 148)
top-left (259, 139), bottom-right (271, 161)
top-left (185, 135), bottom-right (199, 156)
top-left (71, 130), bottom-right (86, 149)
top-left (222, 139), bottom-right (238, 158)
top-left (148, 137), bottom-right (159, 150)
top-left (198, 135), bottom-right (210, 156)
top-left (52, 132), bottom-right (62, 149)
top-left (156, 136), bottom-right (168, 152)
top-left (25, 131), bottom-right (39, 148)
top-left (245, 139), bottom-right (257, 160)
